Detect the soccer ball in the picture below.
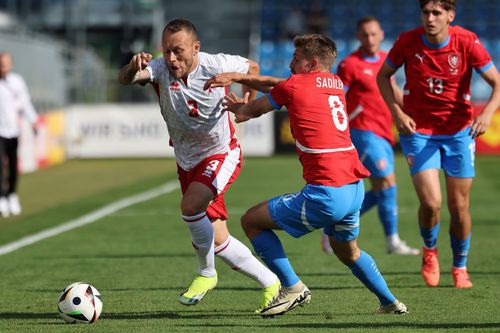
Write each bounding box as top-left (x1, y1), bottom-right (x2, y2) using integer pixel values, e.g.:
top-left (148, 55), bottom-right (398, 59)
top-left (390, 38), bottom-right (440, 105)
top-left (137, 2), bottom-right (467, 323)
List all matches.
top-left (57, 282), bottom-right (102, 324)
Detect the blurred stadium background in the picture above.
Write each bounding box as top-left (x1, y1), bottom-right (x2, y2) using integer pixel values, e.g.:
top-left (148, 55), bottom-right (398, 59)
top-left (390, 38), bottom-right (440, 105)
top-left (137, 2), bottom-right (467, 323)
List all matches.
top-left (1, 0), bottom-right (500, 173)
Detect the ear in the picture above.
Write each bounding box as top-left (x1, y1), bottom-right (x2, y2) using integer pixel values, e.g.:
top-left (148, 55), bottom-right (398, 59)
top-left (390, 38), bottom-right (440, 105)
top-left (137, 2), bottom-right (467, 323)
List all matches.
top-left (448, 10), bottom-right (456, 24)
top-left (193, 40), bottom-right (201, 55)
top-left (310, 58), bottom-right (319, 71)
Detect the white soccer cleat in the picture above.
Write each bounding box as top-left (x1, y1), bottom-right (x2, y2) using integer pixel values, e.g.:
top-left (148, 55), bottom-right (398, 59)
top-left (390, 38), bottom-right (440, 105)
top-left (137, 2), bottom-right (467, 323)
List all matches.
top-left (8, 193), bottom-right (21, 216)
top-left (259, 283), bottom-right (311, 317)
top-left (0, 197), bottom-right (9, 217)
top-left (387, 241), bottom-right (420, 256)
top-left (374, 299), bottom-right (408, 314)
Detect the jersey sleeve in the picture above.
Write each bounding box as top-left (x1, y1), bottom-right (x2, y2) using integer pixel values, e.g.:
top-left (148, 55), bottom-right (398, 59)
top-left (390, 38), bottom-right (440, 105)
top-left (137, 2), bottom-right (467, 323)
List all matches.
top-left (268, 76), bottom-right (293, 109)
top-left (337, 60), bottom-right (354, 89)
top-left (386, 35), bottom-right (406, 69)
top-left (212, 53), bottom-right (250, 74)
top-left (146, 57), bottom-right (166, 83)
top-left (469, 35), bottom-right (494, 73)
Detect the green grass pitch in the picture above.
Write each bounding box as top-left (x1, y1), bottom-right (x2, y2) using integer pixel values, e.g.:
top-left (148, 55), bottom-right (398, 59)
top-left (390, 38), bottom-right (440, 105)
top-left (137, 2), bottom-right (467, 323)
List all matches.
top-left (0, 155), bottom-right (499, 332)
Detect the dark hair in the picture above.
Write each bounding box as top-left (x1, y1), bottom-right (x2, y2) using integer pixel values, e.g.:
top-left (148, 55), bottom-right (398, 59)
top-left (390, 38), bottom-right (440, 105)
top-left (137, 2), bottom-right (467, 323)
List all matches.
top-left (356, 16), bottom-right (381, 30)
top-left (162, 19), bottom-right (198, 39)
top-left (419, 0), bottom-right (456, 11)
top-left (293, 34), bottom-right (337, 69)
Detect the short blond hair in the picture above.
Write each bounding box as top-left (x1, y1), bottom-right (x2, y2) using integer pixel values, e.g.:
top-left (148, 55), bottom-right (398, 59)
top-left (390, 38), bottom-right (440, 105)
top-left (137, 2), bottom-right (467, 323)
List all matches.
top-left (293, 34), bottom-right (337, 70)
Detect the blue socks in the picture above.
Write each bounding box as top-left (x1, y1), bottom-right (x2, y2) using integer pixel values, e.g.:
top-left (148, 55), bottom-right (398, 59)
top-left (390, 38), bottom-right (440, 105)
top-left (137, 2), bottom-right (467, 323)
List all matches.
top-left (250, 230), bottom-right (300, 288)
top-left (349, 251), bottom-right (396, 305)
top-left (419, 223), bottom-right (440, 249)
top-left (450, 233), bottom-right (471, 268)
top-left (377, 186), bottom-right (398, 236)
top-left (360, 190), bottom-right (378, 215)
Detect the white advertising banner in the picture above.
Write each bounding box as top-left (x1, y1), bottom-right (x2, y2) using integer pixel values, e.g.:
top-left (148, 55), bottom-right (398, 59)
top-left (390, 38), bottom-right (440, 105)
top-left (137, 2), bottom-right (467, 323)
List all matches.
top-left (65, 104), bottom-right (274, 158)
top-left (234, 112), bottom-right (274, 156)
top-left (66, 104), bottom-right (174, 158)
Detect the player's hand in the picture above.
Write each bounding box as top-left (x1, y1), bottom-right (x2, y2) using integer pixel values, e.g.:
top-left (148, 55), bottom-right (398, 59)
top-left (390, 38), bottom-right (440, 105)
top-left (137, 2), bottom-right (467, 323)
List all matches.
top-left (469, 112), bottom-right (493, 138)
top-left (395, 111), bottom-right (416, 135)
top-left (130, 52), bottom-right (153, 71)
top-left (204, 73), bottom-right (239, 90)
top-left (223, 92), bottom-right (250, 123)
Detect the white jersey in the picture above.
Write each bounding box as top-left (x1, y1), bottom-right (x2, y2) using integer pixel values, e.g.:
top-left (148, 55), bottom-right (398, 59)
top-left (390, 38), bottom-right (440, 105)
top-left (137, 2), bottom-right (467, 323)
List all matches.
top-left (146, 52), bottom-right (249, 170)
top-left (0, 73), bottom-right (38, 138)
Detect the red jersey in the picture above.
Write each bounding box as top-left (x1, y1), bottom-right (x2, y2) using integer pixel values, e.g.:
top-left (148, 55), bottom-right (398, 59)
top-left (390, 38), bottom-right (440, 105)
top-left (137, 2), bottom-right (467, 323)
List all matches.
top-left (387, 25), bottom-right (493, 135)
top-left (269, 72), bottom-right (370, 187)
top-left (338, 50), bottom-right (394, 144)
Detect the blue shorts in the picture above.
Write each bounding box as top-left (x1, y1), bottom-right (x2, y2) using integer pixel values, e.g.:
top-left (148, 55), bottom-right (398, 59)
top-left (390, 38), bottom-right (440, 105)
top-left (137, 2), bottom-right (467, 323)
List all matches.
top-left (351, 129), bottom-right (395, 178)
top-left (399, 127), bottom-right (475, 178)
top-left (268, 181), bottom-right (364, 241)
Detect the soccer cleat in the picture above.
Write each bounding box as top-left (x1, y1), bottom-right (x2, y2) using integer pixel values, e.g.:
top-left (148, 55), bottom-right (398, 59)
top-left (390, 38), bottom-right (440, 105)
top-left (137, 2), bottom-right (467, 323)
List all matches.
top-left (8, 193), bottom-right (21, 216)
top-left (321, 233), bottom-right (333, 255)
top-left (178, 272), bottom-right (217, 306)
top-left (0, 197), bottom-right (9, 217)
top-left (421, 247), bottom-right (440, 287)
top-left (452, 267), bottom-right (473, 288)
top-left (255, 278), bottom-right (281, 313)
top-left (259, 283), bottom-right (311, 317)
top-left (387, 240), bottom-right (420, 256)
top-left (374, 299), bottom-right (408, 314)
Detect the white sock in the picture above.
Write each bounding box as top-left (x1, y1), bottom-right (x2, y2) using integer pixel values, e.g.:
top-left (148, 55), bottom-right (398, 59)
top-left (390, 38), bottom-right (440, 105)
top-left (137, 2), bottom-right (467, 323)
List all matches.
top-left (215, 235), bottom-right (277, 288)
top-left (387, 233), bottom-right (401, 247)
top-left (183, 212), bottom-right (215, 277)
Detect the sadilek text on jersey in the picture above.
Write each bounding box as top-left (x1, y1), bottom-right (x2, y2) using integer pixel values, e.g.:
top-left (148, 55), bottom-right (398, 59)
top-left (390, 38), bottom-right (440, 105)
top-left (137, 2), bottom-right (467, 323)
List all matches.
top-left (316, 76), bottom-right (344, 90)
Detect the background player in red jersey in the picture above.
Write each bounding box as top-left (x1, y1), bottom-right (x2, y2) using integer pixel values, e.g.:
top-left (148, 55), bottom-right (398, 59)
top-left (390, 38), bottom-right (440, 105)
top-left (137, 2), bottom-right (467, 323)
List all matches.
top-left (321, 16), bottom-right (419, 256)
top-left (377, 0), bottom-right (500, 288)
top-left (207, 34), bottom-right (408, 317)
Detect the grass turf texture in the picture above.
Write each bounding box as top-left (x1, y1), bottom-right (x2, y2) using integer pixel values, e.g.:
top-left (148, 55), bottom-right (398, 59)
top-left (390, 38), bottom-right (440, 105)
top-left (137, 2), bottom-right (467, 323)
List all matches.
top-left (0, 155), bottom-right (499, 332)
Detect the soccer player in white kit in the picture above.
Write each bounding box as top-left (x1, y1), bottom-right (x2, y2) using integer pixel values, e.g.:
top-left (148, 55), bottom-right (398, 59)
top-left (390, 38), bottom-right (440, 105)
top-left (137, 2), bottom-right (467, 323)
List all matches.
top-left (118, 19), bottom-right (279, 311)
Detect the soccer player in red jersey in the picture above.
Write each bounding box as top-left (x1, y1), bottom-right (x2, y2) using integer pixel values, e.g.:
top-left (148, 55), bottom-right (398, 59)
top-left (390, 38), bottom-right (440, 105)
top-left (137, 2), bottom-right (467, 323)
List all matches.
top-left (321, 16), bottom-right (419, 256)
top-left (207, 34), bottom-right (408, 317)
top-left (378, 0), bottom-right (500, 288)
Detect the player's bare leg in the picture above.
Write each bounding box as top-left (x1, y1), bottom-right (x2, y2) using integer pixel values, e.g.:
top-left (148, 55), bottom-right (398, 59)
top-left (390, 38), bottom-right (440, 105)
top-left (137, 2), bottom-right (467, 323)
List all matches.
top-left (446, 176), bottom-right (473, 288)
top-left (412, 169), bottom-right (442, 287)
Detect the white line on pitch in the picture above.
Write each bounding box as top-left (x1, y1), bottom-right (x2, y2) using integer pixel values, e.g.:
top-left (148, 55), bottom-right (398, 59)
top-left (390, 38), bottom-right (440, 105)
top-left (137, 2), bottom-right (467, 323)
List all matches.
top-left (0, 181), bottom-right (180, 256)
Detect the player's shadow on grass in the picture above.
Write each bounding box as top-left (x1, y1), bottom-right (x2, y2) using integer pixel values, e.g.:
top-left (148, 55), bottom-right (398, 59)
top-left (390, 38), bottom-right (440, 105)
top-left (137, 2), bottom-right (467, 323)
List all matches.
top-left (183, 322), bottom-right (500, 330)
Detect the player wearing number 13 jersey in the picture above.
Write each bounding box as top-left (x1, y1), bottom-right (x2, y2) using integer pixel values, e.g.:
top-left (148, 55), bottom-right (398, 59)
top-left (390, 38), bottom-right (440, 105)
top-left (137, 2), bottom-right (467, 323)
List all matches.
top-left (208, 34), bottom-right (407, 316)
top-left (378, 0), bottom-right (500, 289)
top-left (118, 19), bottom-right (280, 312)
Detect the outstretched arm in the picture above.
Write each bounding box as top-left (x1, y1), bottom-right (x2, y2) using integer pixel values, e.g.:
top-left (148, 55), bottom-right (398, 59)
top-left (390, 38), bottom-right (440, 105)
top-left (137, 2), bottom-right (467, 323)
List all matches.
top-left (472, 65), bottom-right (500, 138)
top-left (118, 52), bottom-right (153, 85)
top-left (377, 63), bottom-right (415, 134)
top-left (205, 72), bottom-right (285, 93)
top-left (223, 92), bottom-right (276, 123)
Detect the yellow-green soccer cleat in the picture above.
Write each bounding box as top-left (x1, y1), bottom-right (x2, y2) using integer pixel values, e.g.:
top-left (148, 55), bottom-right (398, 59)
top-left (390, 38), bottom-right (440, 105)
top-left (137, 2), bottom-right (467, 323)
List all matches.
top-left (255, 279), bottom-right (281, 314)
top-left (179, 272), bottom-right (218, 306)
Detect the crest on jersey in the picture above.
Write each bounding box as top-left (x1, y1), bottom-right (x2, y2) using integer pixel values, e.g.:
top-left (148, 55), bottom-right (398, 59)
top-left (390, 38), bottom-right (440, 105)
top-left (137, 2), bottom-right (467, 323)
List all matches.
top-left (448, 54), bottom-right (460, 74)
top-left (169, 81), bottom-right (180, 91)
